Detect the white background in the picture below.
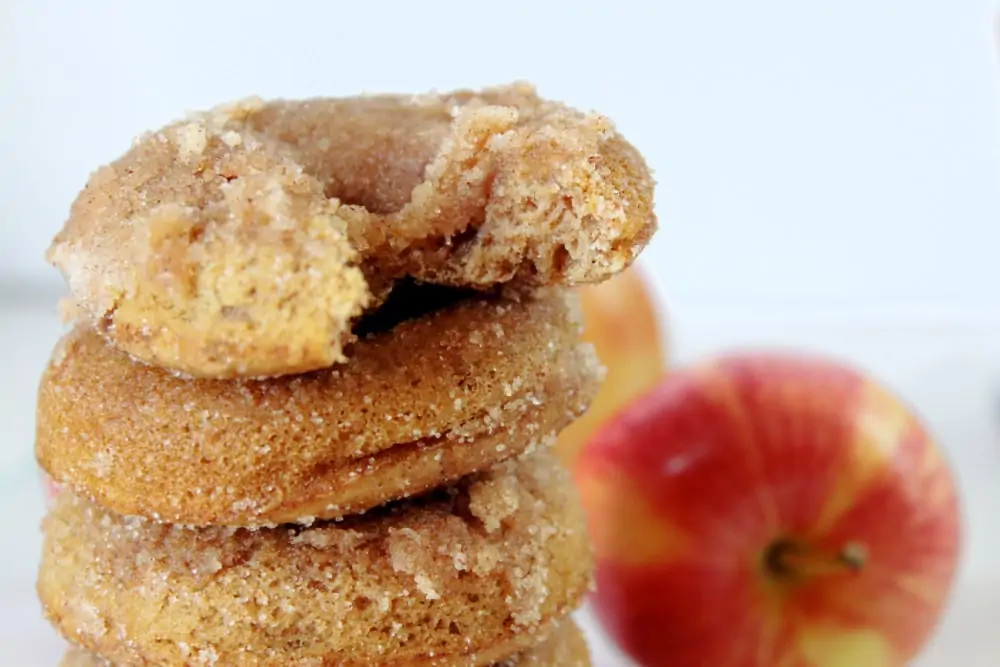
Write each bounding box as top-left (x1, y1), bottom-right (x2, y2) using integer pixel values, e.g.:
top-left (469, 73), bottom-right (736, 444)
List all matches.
top-left (2, 0), bottom-right (999, 308)
top-left (1, 1), bottom-right (998, 665)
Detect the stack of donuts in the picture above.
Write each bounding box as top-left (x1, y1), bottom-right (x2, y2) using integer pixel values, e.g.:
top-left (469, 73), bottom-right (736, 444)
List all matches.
top-left (34, 83), bottom-right (657, 666)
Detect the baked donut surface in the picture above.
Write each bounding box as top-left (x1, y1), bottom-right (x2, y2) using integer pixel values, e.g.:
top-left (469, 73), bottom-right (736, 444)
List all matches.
top-left (47, 82), bottom-right (657, 379)
top-left (39, 451), bottom-right (593, 667)
top-left (59, 619), bottom-right (591, 667)
top-left (36, 286), bottom-right (600, 527)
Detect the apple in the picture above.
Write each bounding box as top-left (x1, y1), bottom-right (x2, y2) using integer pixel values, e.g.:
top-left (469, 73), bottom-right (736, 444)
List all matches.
top-left (556, 266), bottom-right (668, 467)
top-left (575, 352), bottom-right (962, 667)
top-left (40, 470), bottom-right (60, 507)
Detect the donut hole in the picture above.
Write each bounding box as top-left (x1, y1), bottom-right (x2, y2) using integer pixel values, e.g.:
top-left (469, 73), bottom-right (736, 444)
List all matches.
top-left (247, 101), bottom-right (452, 215)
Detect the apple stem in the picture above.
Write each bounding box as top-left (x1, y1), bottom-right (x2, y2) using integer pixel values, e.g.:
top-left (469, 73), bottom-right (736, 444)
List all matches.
top-left (765, 540), bottom-right (867, 579)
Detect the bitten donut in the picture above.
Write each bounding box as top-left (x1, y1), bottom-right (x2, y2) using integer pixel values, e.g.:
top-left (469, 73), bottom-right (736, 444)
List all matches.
top-left (36, 286), bottom-right (601, 527)
top-left (39, 451), bottom-right (593, 667)
top-left (60, 619), bottom-right (591, 667)
top-left (47, 82), bottom-right (657, 379)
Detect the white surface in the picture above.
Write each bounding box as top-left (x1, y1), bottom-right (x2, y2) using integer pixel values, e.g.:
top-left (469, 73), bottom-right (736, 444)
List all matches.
top-left (2, 0), bottom-right (1000, 306)
top-left (0, 296), bottom-right (998, 665)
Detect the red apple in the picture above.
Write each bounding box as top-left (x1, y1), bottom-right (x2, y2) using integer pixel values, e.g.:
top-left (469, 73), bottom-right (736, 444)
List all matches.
top-left (40, 470), bottom-right (60, 507)
top-left (556, 266), bottom-right (668, 467)
top-left (575, 352), bottom-right (962, 667)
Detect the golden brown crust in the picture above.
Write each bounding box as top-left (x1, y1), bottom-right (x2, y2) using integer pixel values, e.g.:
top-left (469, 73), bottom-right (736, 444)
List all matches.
top-left (39, 452), bottom-right (594, 667)
top-left (36, 289), bottom-right (601, 527)
top-left (47, 82), bottom-right (657, 379)
top-left (59, 619), bottom-right (590, 667)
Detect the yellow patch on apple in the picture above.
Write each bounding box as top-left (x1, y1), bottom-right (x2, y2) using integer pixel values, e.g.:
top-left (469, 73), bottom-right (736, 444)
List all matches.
top-left (812, 381), bottom-right (911, 534)
top-left (798, 626), bottom-right (897, 667)
top-left (575, 469), bottom-right (693, 567)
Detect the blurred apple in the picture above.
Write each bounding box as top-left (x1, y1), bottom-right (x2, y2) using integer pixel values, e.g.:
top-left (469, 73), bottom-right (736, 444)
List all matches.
top-left (575, 352), bottom-right (961, 667)
top-left (40, 470), bottom-right (60, 507)
top-left (556, 266), bottom-right (668, 467)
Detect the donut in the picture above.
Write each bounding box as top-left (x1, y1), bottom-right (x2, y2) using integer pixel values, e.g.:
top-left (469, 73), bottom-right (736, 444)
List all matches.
top-left (59, 619), bottom-right (591, 667)
top-left (38, 451), bottom-right (593, 667)
top-left (58, 649), bottom-right (105, 667)
top-left (36, 285), bottom-right (599, 527)
top-left (46, 82), bottom-right (657, 379)
top-left (492, 620), bottom-right (591, 667)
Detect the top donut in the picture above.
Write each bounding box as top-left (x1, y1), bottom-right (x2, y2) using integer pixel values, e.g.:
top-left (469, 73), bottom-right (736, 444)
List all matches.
top-left (47, 82), bottom-right (657, 379)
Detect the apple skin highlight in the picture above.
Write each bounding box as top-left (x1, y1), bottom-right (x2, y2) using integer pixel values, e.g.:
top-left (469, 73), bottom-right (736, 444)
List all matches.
top-left (575, 352), bottom-right (962, 667)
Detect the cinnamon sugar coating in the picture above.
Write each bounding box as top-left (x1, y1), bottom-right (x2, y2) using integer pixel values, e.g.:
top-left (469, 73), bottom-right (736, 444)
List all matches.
top-left (39, 452), bottom-right (593, 667)
top-left (47, 82), bottom-right (657, 379)
top-left (36, 288), bottom-right (601, 527)
top-left (60, 619), bottom-right (590, 667)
